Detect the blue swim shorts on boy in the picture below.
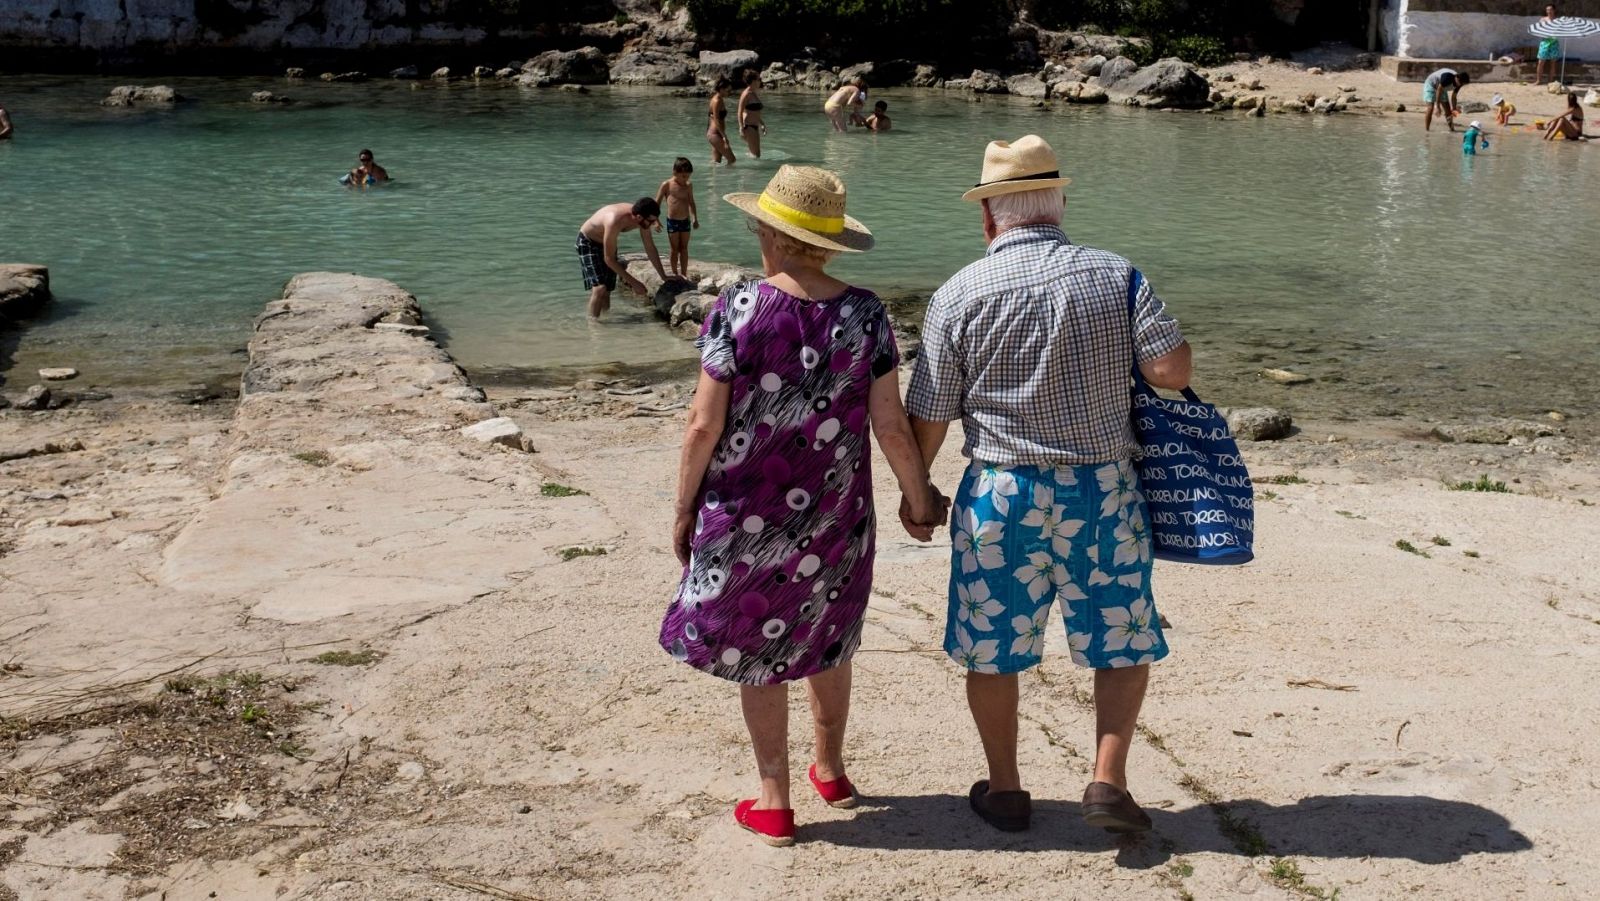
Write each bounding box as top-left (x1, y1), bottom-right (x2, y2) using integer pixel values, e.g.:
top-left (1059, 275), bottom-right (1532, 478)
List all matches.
top-left (665, 217), bottom-right (692, 234)
top-left (944, 459), bottom-right (1168, 674)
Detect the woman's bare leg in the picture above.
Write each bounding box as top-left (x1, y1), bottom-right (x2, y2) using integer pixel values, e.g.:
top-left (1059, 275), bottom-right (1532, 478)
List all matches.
top-left (806, 662), bottom-right (852, 782)
top-left (740, 683), bottom-right (790, 810)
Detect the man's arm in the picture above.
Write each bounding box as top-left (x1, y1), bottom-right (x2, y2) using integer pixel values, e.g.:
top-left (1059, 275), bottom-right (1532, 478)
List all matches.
top-left (1139, 343), bottom-right (1192, 390)
top-left (638, 226), bottom-right (668, 280)
top-left (604, 222), bottom-right (647, 295)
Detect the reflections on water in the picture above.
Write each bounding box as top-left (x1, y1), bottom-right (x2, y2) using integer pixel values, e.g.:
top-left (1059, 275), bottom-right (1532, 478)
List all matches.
top-left (1, 75), bottom-right (1597, 427)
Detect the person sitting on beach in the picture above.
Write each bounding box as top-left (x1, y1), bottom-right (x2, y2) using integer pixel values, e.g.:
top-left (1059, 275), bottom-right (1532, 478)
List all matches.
top-left (655, 157), bottom-right (700, 280)
top-left (576, 198), bottom-right (668, 320)
top-left (823, 80), bottom-right (862, 133)
top-left (1492, 94), bottom-right (1516, 126)
top-left (905, 135), bottom-right (1192, 836)
top-left (660, 164), bottom-right (946, 847)
top-left (1422, 69), bottom-right (1469, 132)
top-left (341, 149), bottom-right (389, 187)
top-left (1543, 92), bottom-right (1586, 140)
top-left (737, 69), bottom-right (766, 159)
top-left (1536, 4), bottom-right (1561, 86)
top-left (0, 101), bottom-right (12, 140)
top-left (707, 77), bottom-right (737, 166)
top-left (865, 100), bottom-right (891, 132)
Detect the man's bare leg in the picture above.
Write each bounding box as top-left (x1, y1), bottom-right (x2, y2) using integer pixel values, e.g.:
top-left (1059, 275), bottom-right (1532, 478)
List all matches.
top-left (966, 671), bottom-right (1021, 792)
top-left (1092, 664), bottom-right (1149, 790)
top-left (587, 285), bottom-right (610, 320)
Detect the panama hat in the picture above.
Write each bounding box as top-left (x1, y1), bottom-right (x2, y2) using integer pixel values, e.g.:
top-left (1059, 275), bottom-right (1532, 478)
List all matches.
top-left (725, 165), bottom-right (874, 254)
top-left (961, 134), bottom-right (1072, 202)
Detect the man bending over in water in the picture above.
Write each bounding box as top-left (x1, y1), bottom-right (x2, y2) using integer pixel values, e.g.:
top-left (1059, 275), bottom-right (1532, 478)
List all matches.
top-left (0, 101), bottom-right (13, 140)
top-left (577, 198), bottom-right (668, 320)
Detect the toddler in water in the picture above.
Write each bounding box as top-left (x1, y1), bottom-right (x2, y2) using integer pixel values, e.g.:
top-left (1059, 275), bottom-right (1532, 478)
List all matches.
top-left (1491, 94), bottom-right (1516, 126)
top-left (1462, 120), bottom-right (1489, 155)
top-left (655, 157), bottom-right (699, 279)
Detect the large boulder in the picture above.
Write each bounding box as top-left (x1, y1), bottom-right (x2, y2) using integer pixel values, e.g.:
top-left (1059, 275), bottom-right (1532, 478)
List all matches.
top-left (1007, 74), bottom-right (1049, 98)
top-left (1226, 407), bottom-right (1293, 441)
top-left (610, 49), bottom-right (695, 86)
top-left (698, 49), bottom-right (760, 85)
top-left (0, 264), bottom-right (50, 319)
top-left (519, 47), bottom-right (608, 87)
top-left (910, 64), bottom-right (942, 87)
top-left (969, 69), bottom-right (1008, 94)
top-left (103, 85), bottom-right (180, 107)
top-left (1093, 56), bottom-right (1139, 88)
top-left (1077, 54), bottom-right (1108, 76)
top-left (1115, 57), bottom-right (1211, 108)
top-left (1056, 82), bottom-right (1109, 104)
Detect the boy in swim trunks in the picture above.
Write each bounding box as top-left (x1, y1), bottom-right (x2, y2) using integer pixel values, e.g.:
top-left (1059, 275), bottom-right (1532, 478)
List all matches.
top-left (655, 157), bottom-right (699, 279)
top-left (576, 198), bottom-right (668, 320)
top-left (866, 100), bottom-right (891, 132)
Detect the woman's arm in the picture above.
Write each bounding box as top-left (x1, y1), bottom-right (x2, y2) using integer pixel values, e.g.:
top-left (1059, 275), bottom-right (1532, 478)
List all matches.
top-left (868, 370), bottom-right (944, 539)
top-left (737, 89), bottom-right (750, 129)
top-left (673, 371), bottom-right (731, 564)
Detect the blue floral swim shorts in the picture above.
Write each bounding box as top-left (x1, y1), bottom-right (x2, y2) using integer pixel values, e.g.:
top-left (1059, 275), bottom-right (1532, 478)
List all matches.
top-left (944, 459), bottom-right (1168, 674)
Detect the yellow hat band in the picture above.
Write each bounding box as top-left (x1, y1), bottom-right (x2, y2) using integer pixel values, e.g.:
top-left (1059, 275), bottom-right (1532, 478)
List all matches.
top-left (758, 192), bottom-right (845, 235)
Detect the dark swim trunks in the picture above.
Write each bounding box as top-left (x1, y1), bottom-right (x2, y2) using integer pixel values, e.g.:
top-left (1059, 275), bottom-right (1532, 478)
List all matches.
top-left (576, 232), bottom-right (616, 291)
top-left (666, 218), bottom-right (692, 234)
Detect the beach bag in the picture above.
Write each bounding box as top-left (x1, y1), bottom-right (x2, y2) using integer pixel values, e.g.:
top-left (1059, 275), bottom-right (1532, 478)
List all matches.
top-left (1125, 275), bottom-right (1255, 565)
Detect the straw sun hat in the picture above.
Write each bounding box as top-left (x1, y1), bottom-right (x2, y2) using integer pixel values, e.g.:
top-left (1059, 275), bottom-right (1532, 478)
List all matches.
top-left (724, 165), bottom-right (874, 254)
top-left (961, 134), bottom-right (1072, 202)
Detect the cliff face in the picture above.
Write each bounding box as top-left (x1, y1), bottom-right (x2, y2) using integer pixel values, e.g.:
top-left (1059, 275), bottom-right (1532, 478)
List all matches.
top-left (0, 0), bottom-right (616, 72)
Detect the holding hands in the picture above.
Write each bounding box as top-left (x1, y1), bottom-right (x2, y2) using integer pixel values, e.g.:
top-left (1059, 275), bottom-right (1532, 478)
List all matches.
top-left (899, 483), bottom-right (951, 543)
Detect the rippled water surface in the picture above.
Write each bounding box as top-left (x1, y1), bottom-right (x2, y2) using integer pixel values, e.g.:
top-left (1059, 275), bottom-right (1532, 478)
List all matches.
top-left (3, 75), bottom-right (1598, 424)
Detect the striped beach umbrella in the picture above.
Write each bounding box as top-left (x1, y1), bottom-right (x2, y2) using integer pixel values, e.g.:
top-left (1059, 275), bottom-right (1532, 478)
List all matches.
top-left (1529, 17), bottom-right (1600, 84)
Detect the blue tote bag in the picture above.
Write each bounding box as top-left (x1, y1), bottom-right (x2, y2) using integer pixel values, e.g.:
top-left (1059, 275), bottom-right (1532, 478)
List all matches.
top-left (1126, 275), bottom-right (1255, 565)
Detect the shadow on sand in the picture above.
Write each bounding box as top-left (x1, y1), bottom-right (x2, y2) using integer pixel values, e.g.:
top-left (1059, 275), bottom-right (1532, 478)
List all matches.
top-left (801, 793), bottom-right (1531, 866)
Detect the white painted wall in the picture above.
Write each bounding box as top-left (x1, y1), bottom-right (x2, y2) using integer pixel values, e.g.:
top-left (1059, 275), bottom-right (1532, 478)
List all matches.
top-left (1384, 2), bottom-right (1600, 60)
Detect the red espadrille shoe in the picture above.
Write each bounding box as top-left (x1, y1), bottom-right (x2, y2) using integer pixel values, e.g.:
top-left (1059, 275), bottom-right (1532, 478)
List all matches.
top-left (807, 764), bottom-right (859, 809)
top-left (733, 799), bottom-right (795, 846)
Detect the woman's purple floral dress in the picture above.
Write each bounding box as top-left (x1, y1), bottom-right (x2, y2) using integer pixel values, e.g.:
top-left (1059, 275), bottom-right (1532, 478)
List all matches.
top-left (660, 279), bottom-right (899, 685)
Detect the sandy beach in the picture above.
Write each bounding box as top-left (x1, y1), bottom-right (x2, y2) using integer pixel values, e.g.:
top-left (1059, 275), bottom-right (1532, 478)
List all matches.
top-left (1, 272), bottom-right (1598, 899)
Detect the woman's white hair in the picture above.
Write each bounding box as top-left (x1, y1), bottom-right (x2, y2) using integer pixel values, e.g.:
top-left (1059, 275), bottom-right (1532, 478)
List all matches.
top-left (755, 221), bottom-right (839, 265)
top-left (985, 188), bottom-right (1064, 230)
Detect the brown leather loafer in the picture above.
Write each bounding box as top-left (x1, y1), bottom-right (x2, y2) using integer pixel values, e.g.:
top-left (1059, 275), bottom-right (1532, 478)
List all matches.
top-left (969, 779), bottom-right (1032, 832)
top-left (1081, 781), bottom-right (1153, 833)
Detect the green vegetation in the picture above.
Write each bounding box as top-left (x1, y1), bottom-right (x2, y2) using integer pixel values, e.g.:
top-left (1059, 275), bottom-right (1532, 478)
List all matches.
top-left (1394, 539), bottom-right (1429, 558)
top-left (1169, 861), bottom-right (1195, 879)
top-left (1268, 857), bottom-right (1341, 899)
top-left (1256, 489), bottom-right (1278, 501)
top-left (1447, 474), bottom-right (1510, 493)
top-left (1430, 535), bottom-right (1451, 547)
top-left (1335, 510), bottom-right (1365, 520)
top-left (686, 0), bottom-right (1271, 67)
top-left (541, 483), bottom-right (589, 497)
top-left (292, 450), bottom-right (332, 467)
top-left (1262, 473), bottom-right (1307, 485)
top-left (1463, 550), bottom-right (1480, 558)
top-left (560, 546), bottom-right (609, 561)
top-left (310, 648), bottom-right (384, 666)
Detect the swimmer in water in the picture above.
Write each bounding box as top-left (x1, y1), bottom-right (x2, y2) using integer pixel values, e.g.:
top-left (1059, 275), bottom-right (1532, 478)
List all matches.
top-left (865, 100), bottom-right (891, 132)
top-left (342, 149), bottom-right (389, 186)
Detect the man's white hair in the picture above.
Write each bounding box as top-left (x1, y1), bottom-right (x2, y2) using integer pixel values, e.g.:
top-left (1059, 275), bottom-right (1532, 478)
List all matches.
top-left (985, 188), bottom-right (1064, 230)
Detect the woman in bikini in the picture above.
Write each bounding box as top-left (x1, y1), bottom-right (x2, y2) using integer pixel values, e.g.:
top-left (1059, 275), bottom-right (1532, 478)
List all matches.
top-left (738, 69), bottom-right (766, 159)
top-left (823, 80), bottom-right (859, 133)
top-left (708, 76), bottom-right (737, 166)
top-left (1544, 93), bottom-right (1586, 141)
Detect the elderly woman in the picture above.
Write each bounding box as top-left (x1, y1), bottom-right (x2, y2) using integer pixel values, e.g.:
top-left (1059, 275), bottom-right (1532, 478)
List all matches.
top-left (661, 165), bottom-right (945, 846)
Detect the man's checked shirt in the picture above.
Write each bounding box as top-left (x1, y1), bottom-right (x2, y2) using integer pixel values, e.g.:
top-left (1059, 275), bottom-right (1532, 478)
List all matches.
top-left (906, 224), bottom-right (1185, 466)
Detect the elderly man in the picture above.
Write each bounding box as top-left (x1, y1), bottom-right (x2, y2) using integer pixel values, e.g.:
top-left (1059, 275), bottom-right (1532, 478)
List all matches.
top-left (904, 135), bottom-right (1192, 834)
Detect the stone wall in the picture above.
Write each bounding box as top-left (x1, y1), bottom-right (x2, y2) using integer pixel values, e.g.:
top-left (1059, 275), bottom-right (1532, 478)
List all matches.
top-left (1384, 0), bottom-right (1600, 59)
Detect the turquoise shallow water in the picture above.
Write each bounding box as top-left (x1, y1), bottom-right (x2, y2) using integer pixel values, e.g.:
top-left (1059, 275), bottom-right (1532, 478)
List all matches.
top-left (2, 75), bottom-right (1598, 424)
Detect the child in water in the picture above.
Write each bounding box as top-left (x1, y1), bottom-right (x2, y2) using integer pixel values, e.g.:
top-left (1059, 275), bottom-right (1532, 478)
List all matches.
top-left (865, 100), bottom-right (891, 132)
top-left (1491, 94), bottom-right (1516, 126)
top-left (340, 149), bottom-right (389, 187)
top-left (655, 157), bottom-right (699, 279)
top-left (1462, 120), bottom-right (1489, 155)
